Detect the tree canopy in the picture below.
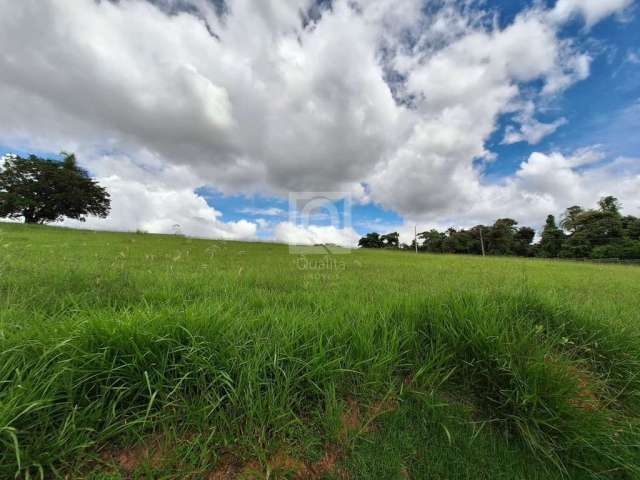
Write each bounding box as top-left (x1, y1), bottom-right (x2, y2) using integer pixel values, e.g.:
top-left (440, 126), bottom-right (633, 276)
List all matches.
top-left (357, 231), bottom-right (400, 249)
top-left (357, 196), bottom-right (640, 260)
top-left (0, 153), bottom-right (110, 224)
top-left (538, 215), bottom-right (564, 258)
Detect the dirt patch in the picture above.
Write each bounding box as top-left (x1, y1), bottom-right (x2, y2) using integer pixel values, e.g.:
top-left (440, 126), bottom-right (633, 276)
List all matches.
top-left (367, 398), bottom-right (398, 418)
top-left (99, 434), bottom-right (166, 474)
top-left (207, 445), bottom-right (350, 480)
top-left (544, 357), bottom-right (602, 412)
top-left (260, 451), bottom-right (309, 479)
top-left (307, 445), bottom-right (343, 479)
top-left (114, 398), bottom-right (395, 478)
top-left (569, 367), bottom-right (600, 412)
top-left (339, 399), bottom-right (362, 439)
top-left (338, 397), bottom-right (398, 440)
top-left (207, 453), bottom-right (245, 479)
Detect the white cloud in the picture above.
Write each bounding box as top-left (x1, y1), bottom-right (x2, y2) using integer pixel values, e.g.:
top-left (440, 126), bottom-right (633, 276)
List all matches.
top-left (626, 50), bottom-right (640, 65)
top-left (0, 0), bottom-right (402, 197)
top-left (548, 0), bottom-right (634, 28)
top-left (61, 150), bottom-right (257, 240)
top-left (64, 176), bottom-right (256, 240)
top-left (0, 0), bottom-right (635, 240)
top-left (367, 8), bottom-right (600, 217)
top-left (403, 147), bottom-right (640, 236)
top-left (273, 222), bottom-right (361, 247)
top-left (503, 118), bottom-right (567, 145)
top-left (502, 101), bottom-right (567, 145)
top-left (541, 50), bottom-right (591, 95)
top-left (508, 150), bottom-right (640, 222)
top-left (238, 207), bottom-right (285, 216)
top-left (255, 218), bottom-right (271, 230)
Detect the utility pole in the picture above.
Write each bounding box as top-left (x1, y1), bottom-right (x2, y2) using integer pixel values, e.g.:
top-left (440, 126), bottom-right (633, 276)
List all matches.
top-left (414, 225), bottom-right (418, 254)
top-left (479, 227), bottom-right (486, 257)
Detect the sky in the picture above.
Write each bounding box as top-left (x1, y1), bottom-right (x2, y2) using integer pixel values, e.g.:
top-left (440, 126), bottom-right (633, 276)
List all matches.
top-left (0, 0), bottom-right (639, 246)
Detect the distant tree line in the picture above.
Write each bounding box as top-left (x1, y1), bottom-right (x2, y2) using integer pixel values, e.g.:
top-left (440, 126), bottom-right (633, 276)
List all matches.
top-left (358, 196), bottom-right (640, 259)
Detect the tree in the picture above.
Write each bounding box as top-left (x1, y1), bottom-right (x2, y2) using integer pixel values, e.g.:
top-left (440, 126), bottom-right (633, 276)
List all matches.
top-left (560, 205), bottom-right (583, 233)
top-left (560, 196), bottom-right (624, 258)
top-left (358, 231), bottom-right (400, 249)
top-left (592, 240), bottom-right (640, 260)
top-left (598, 196), bottom-right (621, 216)
top-left (0, 153), bottom-right (110, 224)
top-left (358, 232), bottom-right (384, 248)
top-left (538, 215), bottom-right (564, 258)
top-left (514, 226), bottom-right (536, 256)
top-left (622, 215), bottom-right (640, 240)
top-left (418, 229), bottom-right (446, 253)
top-left (381, 232), bottom-right (400, 248)
top-left (486, 218), bottom-right (519, 255)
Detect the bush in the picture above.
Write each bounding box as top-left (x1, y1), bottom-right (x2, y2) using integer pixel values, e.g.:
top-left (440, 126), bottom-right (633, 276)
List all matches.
top-left (591, 240), bottom-right (640, 260)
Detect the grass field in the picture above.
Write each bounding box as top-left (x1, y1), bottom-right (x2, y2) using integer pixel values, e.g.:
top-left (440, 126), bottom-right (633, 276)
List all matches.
top-left (2, 223), bottom-right (640, 479)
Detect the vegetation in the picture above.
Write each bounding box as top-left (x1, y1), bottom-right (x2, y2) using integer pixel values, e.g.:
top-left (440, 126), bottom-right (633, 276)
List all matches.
top-left (359, 196), bottom-right (640, 260)
top-left (2, 223), bottom-right (640, 478)
top-left (410, 219), bottom-right (535, 257)
top-left (357, 231), bottom-right (400, 249)
top-left (0, 153), bottom-right (110, 224)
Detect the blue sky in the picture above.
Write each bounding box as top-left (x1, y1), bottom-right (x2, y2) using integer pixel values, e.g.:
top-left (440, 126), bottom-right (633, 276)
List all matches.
top-left (194, 187), bottom-right (405, 238)
top-left (1, 0), bottom-right (639, 244)
top-left (486, 5), bottom-right (640, 176)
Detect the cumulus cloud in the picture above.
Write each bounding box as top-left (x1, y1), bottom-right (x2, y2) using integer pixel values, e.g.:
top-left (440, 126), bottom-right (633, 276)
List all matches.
top-left (0, 0), bottom-right (635, 239)
top-left (404, 147), bottom-right (640, 238)
top-left (508, 150), bottom-right (640, 221)
top-left (61, 150), bottom-right (258, 240)
top-left (548, 0), bottom-right (634, 28)
top-left (503, 118), bottom-right (567, 145)
top-left (366, 7), bottom-right (600, 217)
top-left (0, 0), bottom-right (403, 196)
top-left (502, 101), bottom-right (567, 145)
top-left (237, 207), bottom-right (285, 216)
top-left (64, 176), bottom-right (257, 239)
top-left (273, 222), bottom-right (361, 248)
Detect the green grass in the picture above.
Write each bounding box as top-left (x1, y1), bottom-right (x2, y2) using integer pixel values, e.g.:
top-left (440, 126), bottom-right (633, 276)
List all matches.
top-left (1, 223), bottom-right (640, 479)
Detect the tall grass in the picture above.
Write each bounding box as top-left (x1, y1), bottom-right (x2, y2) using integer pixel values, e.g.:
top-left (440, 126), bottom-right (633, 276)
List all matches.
top-left (1, 224), bottom-right (640, 478)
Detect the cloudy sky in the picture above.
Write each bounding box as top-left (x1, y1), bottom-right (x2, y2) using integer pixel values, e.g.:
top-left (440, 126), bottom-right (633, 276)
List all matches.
top-left (1, 0), bottom-right (639, 245)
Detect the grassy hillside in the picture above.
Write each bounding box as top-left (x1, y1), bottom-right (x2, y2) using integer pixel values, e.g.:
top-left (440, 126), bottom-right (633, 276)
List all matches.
top-left (1, 223), bottom-right (640, 479)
